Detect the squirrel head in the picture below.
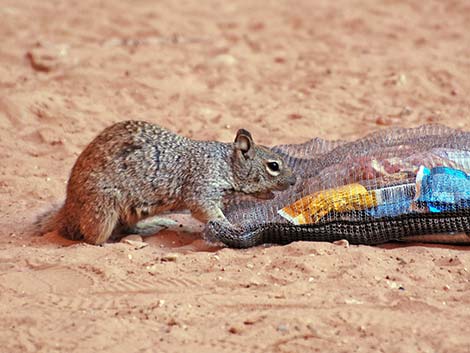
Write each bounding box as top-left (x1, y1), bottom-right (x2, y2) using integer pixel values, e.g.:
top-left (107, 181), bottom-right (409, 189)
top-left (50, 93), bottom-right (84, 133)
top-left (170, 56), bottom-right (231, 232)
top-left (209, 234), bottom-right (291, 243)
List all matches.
top-left (232, 129), bottom-right (296, 199)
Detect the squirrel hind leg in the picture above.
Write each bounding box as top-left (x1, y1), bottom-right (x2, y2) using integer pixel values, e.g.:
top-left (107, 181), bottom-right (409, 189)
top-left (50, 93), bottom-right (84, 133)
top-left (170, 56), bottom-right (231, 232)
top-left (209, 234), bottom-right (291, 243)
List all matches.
top-left (79, 204), bottom-right (120, 245)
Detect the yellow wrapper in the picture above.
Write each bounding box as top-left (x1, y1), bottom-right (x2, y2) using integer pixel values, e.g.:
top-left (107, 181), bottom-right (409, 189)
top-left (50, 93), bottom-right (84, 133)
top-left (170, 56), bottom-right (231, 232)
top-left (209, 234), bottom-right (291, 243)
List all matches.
top-left (278, 183), bottom-right (378, 225)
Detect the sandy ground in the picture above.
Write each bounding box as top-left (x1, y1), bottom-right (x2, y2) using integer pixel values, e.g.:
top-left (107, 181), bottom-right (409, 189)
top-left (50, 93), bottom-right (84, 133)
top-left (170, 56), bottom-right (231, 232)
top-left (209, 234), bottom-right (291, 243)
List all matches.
top-left (1, 0), bottom-right (470, 352)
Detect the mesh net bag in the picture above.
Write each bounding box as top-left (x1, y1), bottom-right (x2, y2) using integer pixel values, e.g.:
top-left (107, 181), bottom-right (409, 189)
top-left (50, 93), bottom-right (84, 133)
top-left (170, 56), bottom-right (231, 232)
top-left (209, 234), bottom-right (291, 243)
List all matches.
top-left (204, 124), bottom-right (470, 248)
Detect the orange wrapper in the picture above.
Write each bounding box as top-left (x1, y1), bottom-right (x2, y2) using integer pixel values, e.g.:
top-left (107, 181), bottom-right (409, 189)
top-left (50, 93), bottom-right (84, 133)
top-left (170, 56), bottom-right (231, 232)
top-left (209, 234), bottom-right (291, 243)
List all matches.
top-left (278, 183), bottom-right (378, 225)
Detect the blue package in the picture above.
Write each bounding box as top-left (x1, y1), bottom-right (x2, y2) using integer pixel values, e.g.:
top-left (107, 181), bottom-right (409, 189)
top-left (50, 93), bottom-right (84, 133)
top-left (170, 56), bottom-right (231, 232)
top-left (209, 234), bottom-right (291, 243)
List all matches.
top-left (415, 166), bottom-right (470, 212)
top-left (367, 200), bottom-right (413, 218)
top-left (366, 183), bottom-right (416, 218)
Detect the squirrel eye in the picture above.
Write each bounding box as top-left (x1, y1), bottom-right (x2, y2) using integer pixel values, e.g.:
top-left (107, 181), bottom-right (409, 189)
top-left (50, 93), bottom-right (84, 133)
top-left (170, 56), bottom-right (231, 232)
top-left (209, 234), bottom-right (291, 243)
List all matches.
top-left (266, 161), bottom-right (281, 176)
top-left (267, 161), bottom-right (280, 172)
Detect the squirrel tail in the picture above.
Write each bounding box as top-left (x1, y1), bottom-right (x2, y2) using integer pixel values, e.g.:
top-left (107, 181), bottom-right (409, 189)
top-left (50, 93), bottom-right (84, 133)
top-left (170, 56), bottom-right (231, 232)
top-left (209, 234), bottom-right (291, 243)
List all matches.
top-left (32, 202), bottom-right (63, 236)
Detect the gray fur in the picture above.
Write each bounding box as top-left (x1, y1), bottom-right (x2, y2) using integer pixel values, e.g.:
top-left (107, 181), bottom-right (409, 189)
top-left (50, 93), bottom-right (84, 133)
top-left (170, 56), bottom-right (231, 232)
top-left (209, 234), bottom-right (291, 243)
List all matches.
top-left (40, 120), bottom-right (296, 244)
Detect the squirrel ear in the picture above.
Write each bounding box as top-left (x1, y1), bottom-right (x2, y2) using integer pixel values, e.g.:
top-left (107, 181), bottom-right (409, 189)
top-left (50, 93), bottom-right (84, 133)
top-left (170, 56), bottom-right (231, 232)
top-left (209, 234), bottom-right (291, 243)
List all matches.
top-left (235, 129), bottom-right (255, 159)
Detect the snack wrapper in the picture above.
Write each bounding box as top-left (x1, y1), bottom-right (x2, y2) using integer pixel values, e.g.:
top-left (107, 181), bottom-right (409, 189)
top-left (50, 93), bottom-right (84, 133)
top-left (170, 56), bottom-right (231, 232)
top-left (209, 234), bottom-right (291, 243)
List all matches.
top-left (278, 183), bottom-right (377, 225)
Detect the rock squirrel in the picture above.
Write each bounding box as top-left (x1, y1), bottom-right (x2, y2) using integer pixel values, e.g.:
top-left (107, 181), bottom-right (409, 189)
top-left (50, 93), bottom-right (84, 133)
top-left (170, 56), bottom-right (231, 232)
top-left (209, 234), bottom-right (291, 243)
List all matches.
top-left (37, 120), bottom-right (296, 244)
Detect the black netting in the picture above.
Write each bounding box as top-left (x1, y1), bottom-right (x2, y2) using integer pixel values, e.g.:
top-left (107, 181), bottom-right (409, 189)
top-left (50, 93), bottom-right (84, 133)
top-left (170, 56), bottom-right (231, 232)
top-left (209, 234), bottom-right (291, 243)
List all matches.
top-left (205, 124), bottom-right (470, 248)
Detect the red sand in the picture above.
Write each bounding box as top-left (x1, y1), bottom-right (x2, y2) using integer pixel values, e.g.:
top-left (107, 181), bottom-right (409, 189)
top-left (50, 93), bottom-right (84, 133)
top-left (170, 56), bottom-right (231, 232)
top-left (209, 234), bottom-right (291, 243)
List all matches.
top-left (1, 0), bottom-right (470, 352)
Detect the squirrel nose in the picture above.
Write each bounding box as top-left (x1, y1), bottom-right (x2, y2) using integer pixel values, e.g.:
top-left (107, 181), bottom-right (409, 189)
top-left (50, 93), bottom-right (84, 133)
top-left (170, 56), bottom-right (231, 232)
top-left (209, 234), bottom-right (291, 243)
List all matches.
top-left (288, 175), bottom-right (297, 186)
